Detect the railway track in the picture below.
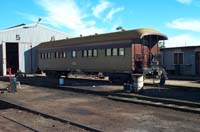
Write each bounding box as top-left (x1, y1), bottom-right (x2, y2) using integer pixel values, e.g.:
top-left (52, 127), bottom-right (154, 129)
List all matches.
top-left (55, 85), bottom-right (200, 114)
top-left (0, 114), bottom-right (40, 132)
top-left (107, 95), bottom-right (200, 114)
top-left (0, 100), bottom-right (103, 132)
top-left (56, 86), bottom-right (200, 114)
top-left (1, 76), bottom-right (200, 114)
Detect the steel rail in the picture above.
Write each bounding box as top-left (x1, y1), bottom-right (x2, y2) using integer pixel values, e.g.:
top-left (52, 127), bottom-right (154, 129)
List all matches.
top-left (0, 100), bottom-right (104, 132)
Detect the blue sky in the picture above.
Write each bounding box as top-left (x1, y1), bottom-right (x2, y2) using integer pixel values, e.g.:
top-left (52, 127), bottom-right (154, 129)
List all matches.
top-left (1, 0), bottom-right (200, 47)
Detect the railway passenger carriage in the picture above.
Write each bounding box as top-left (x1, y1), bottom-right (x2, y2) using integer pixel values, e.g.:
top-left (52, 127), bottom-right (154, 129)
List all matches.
top-left (38, 28), bottom-right (167, 82)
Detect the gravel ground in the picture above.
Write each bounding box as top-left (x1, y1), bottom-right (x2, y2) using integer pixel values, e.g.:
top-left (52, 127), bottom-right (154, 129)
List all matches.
top-left (0, 81), bottom-right (200, 132)
top-left (0, 115), bottom-right (32, 132)
top-left (0, 108), bottom-right (87, 132)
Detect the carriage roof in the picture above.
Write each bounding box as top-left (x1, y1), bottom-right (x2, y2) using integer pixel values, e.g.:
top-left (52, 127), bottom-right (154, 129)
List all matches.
top-left (39, 28), bottom-right (167, 49)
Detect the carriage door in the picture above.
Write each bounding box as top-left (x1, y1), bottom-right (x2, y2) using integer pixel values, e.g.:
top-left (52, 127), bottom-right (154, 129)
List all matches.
top-left (196, 52), bottom-right (200, 75)
top-left (132, 44), bottom-right (144, 73)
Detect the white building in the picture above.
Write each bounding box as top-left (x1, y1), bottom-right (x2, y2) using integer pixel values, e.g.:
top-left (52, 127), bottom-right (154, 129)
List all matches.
top-left (0, 24), bottom-right (68, 75)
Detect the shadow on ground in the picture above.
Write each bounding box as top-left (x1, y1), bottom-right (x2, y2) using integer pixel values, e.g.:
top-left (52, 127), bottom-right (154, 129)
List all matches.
top-left (139, 87), bottom-right (200, 103)
top-left (1, 76), bottom-right (200, 103)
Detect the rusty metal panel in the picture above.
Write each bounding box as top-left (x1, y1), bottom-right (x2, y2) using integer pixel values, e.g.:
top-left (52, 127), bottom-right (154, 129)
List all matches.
top-left (131, 43), bottom-right (160, 72)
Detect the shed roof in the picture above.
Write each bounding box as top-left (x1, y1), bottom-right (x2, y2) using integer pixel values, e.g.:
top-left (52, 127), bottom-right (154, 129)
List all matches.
top-left (6, 23), bottom-right (26, 29)
top-left (161, 45), bottom-right (200, 50)
top-left (39, 28), bottom-right (168, 49)
top-left (0, 23), bottom-right (69, 36)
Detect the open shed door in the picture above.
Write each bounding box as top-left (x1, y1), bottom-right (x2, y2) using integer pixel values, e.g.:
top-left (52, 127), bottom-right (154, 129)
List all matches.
top-left (196, 52), bottom-right (200, 75)
top-left (2, 42), bottom-right (7, 76)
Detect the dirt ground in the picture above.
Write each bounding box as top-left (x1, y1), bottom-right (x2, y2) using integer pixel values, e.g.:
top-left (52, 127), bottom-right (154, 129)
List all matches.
top-left (0, 108), bottom-right (87, 132)
top-left (0, 115), bottom-right (32, 132)
top-left (0, 81), bottom-right (200, 132)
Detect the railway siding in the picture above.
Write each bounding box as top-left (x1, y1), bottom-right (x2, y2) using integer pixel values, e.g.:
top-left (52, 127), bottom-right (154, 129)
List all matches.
top-left (0, 77), bottom-right (200, 114)
top-left (0, 100), bottom-right (102, 132)
top-left (0, 80), bottom-right (200, 132)
top-left (107, 95), bottom-right (200, 114)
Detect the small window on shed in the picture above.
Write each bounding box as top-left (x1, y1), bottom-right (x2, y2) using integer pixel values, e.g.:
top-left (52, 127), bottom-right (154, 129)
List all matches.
top-left (173, 52), bottom-right (183, 65)
top-left (72, 50), bottom-right (77, 58)
top-left (93, 49), bottom-right (98, 57)
top-left (112, 48), bottom-right (118, 56)
top-left (88, 49), bottom-right (92, 57)
top-left (106, 48), bottom-right (112, 56)
top-left (119, 48), bottom-right (125, 56)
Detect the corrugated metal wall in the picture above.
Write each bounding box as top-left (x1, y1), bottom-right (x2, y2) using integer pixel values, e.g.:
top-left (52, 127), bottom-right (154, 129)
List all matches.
top-left (161, 48), bottom-right (196, 75)
top-left (0, 24), bottom-right (68, 74)
top-left (0, 44), bottom-right (2, 75)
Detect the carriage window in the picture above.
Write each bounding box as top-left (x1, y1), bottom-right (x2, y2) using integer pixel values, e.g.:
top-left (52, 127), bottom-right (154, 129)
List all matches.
top-left (82, 50), bottom-right (87, 57)
top-left (106, 48), bottom-right (111, 56)
top-left (119, 48), bottom-right (125, 56)
top-left (46, 52), bottom-right (48, 59)
top-left (112, 48), bottom-right (118, 56)
top-left (47, 52), bottom-right (49, 59)
top-left (54, 52), bottom-right (56, 58)
top-left (42, 53), bottom-right (44, 59)
top-left (93, 49), bottom-right (98, 57)
top-left (47, 52), bottom-right (51, 59)
top-left (44, 53), bottom-right (47, 59)
top-left (42, 53), bottom-right (45, 59)
top-left (57, 52), bottom-right (59, 58)
top-left (57, 52), bottom-right (60, 58)
top-left (56, 52), bottom-right (59, 58)
top-left (88, 50), bottom-right (92, 57)
top-left (40, 53), bottom-right (43, 59)
top-left (45, 53), bottom-right (48, 59)
top-left (59, 52), bottom-right (62, 58)
top-left (72, 50), bottom-right (77, 58)
top-left (63, 52), bottom-right (67, 58)
top-left (62, 52), bottom-right (66, 58)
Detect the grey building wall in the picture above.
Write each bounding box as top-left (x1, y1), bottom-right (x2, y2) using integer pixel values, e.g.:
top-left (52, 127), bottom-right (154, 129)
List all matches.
top-left (182, 50), bottom-right (195, 75)
top-left (0, 45), bottom-right (2, 75)
top-left (0, 24), bottom-right (68, 74)
top-left (161, 47), bottom-right (198, 75)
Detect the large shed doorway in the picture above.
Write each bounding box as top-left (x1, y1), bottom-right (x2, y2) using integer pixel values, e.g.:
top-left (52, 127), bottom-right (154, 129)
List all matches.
top-left (6, 42), bottom-right (19, 74)
top-left (196, 52), bottom-right (200, 75)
